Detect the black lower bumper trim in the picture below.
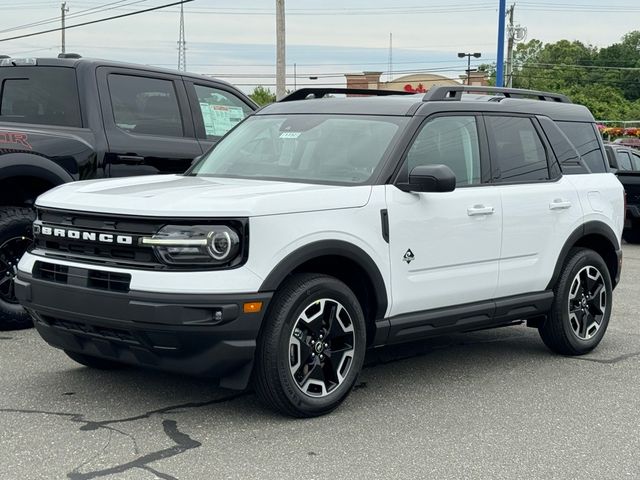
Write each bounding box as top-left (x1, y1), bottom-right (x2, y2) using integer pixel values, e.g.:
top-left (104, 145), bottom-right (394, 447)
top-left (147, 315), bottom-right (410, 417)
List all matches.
top-left (16, 273), bottom-right (272, 389)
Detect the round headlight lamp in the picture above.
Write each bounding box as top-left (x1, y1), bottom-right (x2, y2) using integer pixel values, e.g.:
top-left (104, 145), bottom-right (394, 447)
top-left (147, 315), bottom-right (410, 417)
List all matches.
top-left (207, 230), bottom-right (233, 260)
top-left (141, 225), bottom-right (241, 266)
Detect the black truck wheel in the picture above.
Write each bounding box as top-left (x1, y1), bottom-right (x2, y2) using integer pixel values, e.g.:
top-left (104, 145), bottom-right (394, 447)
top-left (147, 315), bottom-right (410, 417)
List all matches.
top-left (254, 274), bottom-right (366, 417)
top-left (0, 207), bottom-right (35, 331)
top-left (539, 248), bottom-right (612, 355)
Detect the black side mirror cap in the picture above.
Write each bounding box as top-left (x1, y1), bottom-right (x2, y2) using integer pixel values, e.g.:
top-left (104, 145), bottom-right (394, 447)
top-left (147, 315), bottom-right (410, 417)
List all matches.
top-left (401, 164), bottom-right (456, 193)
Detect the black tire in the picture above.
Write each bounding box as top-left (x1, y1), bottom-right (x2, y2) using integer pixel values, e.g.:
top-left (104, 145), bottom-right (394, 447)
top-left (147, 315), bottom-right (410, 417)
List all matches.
top-left (254, 274), bottom-right (366, 417)
top-left (622, 222), bottom-right (640, 244)
top-left (0, 207), bottom-right (35, 331)
top-left (539, 248), bottom-right (612, 355)
top-left (64, 350), bottom-right (128, 370)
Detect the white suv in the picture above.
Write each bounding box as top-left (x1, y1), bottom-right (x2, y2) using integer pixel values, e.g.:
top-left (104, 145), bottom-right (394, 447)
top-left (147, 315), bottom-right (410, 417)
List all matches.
top-left (16, 86), bottom-right (624, 417)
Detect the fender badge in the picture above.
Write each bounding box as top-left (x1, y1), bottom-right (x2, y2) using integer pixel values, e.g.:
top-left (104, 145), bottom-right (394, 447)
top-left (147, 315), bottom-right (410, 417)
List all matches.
top-left (403, 249), bottom-right (415, 264)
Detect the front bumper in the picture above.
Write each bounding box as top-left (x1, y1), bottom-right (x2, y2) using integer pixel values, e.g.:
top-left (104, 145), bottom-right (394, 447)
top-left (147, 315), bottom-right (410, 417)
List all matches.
top-left (15, 272), bottom-right (272, 390)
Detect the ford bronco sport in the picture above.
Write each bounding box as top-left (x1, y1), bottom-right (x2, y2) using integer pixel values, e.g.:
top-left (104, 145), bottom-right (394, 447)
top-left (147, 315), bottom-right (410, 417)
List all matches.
top-left (16, 86), bottom-right (624, 417)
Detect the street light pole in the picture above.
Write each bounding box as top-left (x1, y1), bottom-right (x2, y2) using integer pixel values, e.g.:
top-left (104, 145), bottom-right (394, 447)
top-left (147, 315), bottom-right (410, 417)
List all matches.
top-left (458, 52), bottom-right (482, 86)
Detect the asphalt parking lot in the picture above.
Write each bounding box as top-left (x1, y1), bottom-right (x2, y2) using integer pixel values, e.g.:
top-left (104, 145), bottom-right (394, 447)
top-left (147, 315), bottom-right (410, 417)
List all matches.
top-left (1, 244), bottom-right (639, 480)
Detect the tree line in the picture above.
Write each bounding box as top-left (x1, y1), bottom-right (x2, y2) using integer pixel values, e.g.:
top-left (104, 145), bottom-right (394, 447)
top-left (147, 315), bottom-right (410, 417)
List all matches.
top-left (482, 30), bottom-right (640, 120)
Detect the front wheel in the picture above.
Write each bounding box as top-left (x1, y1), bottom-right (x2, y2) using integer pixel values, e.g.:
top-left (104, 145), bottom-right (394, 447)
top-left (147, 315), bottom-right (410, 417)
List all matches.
top-left (0, 207), bottom-right (35, 331)
top-left (539, 248), bottom-right (612, 355)
top-left (254, 274), bottom-right (366, 417)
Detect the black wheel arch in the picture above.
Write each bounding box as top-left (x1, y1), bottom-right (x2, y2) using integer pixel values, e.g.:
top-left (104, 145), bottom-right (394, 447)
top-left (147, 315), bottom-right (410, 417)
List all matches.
top-left (0, 153), bottom-right (74, 206)
top-left (259, 240), bottom-right (389, 343)
top-left (547, 221), bottom-right (622, 290)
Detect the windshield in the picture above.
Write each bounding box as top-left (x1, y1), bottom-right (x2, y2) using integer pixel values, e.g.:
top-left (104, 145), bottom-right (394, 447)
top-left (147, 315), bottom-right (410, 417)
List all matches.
top-left (189, 114), bottom-right (408, 184)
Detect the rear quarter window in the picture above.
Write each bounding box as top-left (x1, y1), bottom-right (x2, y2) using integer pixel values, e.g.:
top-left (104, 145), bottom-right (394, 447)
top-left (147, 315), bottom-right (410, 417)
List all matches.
top-left (0, 67), bottom-right (81, 128)
top-left (556, 121), bottom-right (607, 173)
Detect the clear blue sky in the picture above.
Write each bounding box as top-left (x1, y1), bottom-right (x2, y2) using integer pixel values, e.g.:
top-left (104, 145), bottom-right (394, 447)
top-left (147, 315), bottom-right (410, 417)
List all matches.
top-left (1, 0), bottom-right (639, 92)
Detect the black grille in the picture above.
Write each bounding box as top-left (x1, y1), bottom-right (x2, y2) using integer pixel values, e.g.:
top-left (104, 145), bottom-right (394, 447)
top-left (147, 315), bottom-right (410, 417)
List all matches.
top-left (33, 261), bottom-right (131, 293)
top-left (87, 269), bottom-right (131, 293)
top-left (33, 261), bottom-right (68, 283)
top-left (33, 208), bottom-right (248, 270)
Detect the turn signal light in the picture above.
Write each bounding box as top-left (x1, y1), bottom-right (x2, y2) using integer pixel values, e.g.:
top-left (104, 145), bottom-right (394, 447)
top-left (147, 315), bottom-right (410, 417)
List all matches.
top-left (243, 302), bottom-right (263, 314)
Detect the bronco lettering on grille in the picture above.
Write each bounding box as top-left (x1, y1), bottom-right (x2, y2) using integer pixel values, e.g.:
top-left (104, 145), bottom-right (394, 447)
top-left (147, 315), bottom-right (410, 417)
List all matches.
top-left (35, 225), bottom-right (133, 245)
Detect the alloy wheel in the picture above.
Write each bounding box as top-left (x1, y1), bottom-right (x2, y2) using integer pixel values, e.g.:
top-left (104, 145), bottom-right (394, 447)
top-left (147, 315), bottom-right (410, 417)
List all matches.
top-left (288, 298), bottom-right (355, 397)
top-left (567, 265), bottom-right (607, 341)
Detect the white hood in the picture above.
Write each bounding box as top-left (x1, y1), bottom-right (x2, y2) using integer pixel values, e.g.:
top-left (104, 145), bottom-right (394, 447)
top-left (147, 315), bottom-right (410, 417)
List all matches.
top-left (36, 175), bottom-right (372, 217)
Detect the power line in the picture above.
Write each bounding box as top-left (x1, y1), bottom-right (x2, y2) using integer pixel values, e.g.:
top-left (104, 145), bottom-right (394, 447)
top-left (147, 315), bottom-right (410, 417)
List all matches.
top-left (0, 0), bottom-right (150, 35)
top-left (0, 0), bottom-right (193, 43)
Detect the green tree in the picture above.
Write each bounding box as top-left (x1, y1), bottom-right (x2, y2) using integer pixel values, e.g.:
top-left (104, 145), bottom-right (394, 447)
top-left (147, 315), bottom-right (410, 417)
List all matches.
top-left (250, 86), bottom-right (276, 106)
top-left (508, 31), bottom-right (640, 120)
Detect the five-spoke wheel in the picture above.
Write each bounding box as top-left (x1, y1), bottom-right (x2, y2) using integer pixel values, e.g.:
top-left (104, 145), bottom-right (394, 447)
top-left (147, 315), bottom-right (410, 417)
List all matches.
top-left (254, 274), bottom-right (366, 417)
top-left (539, 248), bottom-right (612, 355)
top-left (289, 298), bottom-right (355, 398)
top-left (567, 265), bottom-right (607, 341)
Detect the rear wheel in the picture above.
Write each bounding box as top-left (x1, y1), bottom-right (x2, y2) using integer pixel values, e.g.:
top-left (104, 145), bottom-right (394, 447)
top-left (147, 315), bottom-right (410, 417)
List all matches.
top-left (539, 248), bottom-right (612, 355)
top-left (64, 350), bottom-right (128, 370)
top-left (0, 207), bottom-right (35, 331)
top-left (254, 274), bottom-right (366, 417)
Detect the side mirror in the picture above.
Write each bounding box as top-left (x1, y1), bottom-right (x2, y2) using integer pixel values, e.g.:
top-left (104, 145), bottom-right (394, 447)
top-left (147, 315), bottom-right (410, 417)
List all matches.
top-left (405, 164), bottom-right (456, 193)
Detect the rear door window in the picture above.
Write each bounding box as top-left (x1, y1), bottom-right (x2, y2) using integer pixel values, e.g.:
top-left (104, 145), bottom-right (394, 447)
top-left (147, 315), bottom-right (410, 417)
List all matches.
top-left (556, 121), bottom-right (607, 173)
top-left (107, 74), bottom-right (183, 137)
top-left (616, 150), bottom-right (633, 171)
top-left (485, 115), bottom-right (550, 183)
top-left (193, 85), bottom-right (252, 139)
top-left (0, 67), bottom-right (81, 127)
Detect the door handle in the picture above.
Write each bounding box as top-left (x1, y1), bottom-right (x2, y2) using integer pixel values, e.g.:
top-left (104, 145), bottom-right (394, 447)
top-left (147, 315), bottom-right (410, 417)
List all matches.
top-left (467, 205), bottom-right (495, 216)
top-left (549, 199), bottom-right (572, 210)
top-left (116, 154), bottom-right (145, 164)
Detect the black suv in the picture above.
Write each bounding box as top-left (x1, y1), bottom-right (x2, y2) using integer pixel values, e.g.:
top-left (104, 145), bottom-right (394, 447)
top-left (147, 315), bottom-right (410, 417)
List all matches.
top-left (0, 56), bottom-right (257, 329)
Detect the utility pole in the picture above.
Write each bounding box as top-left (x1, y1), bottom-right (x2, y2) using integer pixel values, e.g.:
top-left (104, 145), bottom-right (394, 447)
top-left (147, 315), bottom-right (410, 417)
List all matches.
top-left (60, 2), bottom-right (69, 54)
top-left (505, 4), bottom-right (515, 88)
top-left (275, 0), bottom-right (286, 100)
top-left (495, 0), bottom-right (506, 87)
top-left (388, 33), bottom-right (392, 82)
top-left (177, 2), bottom-right (186, 71)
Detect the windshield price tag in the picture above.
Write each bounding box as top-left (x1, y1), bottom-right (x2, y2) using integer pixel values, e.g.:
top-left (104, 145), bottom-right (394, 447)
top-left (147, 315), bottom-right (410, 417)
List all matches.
top-left (279, 132), bottom-right (301, 139)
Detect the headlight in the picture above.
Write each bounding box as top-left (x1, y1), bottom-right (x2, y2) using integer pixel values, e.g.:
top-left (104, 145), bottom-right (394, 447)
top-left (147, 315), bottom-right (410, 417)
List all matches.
top-left (140, 225), bottom-right (241, 266)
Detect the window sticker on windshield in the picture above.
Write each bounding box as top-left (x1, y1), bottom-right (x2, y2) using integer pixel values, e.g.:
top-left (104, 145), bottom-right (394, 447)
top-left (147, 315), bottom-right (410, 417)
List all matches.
top-left (279, 132), bottom-right (301, 139)
top-left (199, 103), bottom-right (245, 137)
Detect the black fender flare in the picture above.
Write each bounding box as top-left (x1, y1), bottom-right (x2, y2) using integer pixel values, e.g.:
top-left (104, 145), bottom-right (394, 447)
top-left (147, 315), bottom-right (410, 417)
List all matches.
top-left (259, 240), bottom-right (389, 321)
top-left (0, 153), bottom-right (75, 185)
top-left (546, 220), bottom-right (621, 290)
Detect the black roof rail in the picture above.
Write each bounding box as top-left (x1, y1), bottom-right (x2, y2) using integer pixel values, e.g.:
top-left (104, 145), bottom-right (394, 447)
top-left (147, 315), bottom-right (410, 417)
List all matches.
top-left (280, 87), bottom-right (414, 102)
top-left (423, 85), bottom-right (571, 103)
top-left (58, 53), bottom-right (81, 59)
top-left (0, 55), bottom-right (9, 59)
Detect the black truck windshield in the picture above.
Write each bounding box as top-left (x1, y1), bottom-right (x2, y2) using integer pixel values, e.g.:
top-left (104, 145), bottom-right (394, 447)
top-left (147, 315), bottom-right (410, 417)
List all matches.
top-left (190, 114), bottom-right (408, 184)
